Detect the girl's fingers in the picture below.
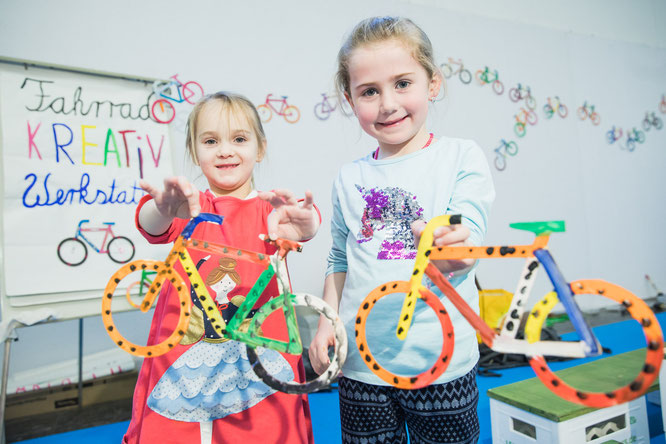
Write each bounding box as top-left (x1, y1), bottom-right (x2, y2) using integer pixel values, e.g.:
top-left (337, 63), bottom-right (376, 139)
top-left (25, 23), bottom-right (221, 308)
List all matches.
top-left (272, 189), bottom-right (298, 206)
top-left (266, 210), bottom-right (279, 240)
top-left (187, 189), bottom-right (200, 218)
top-left (434, 224), bottom-right (470, 246)
top-left (139, 180), bottom-right (158, 196)
top-left (302, 190), bottom-right (314, 210)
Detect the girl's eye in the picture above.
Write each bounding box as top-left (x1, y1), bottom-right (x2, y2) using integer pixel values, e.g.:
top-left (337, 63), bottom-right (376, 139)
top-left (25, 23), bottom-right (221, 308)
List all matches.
top-left (396, 80), bottom-right (410, 89)
top-left (203, 138), bottom-right (217, 145)
top-left (362, 88), bottom-right (378, 97)
top-left (233, 136), bottom-right (247, 143)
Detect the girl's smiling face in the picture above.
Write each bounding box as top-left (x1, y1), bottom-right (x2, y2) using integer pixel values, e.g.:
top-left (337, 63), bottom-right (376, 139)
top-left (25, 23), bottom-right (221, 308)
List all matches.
top-left (194, 101), bottom-right (265, 198)
top-left (346, 39), bottom-right (440, 157)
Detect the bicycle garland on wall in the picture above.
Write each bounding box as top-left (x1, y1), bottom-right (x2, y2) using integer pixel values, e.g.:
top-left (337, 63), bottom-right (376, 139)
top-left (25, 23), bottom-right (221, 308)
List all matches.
top-left (146, 70), bottom-right (664, 164)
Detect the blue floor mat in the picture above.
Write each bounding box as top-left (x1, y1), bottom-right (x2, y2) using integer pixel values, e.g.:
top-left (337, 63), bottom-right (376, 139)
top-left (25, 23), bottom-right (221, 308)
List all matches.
top-left (15, 313), bottom-right (666, 444)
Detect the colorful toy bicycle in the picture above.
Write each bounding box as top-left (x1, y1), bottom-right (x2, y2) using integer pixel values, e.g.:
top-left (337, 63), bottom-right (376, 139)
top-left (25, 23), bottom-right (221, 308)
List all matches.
top-left (642, 111), bottom-right (663, 131)
top-left (493, 139), bottom-right (518, 171)
top-left (577, 101), bottom-right (601, 125)
top-left (57, 220), bottom-right (135, 266)
top-left (150, 74), bottom-right (205, 124)
top-left (508, 83), bottom-right (536, 110)
top-left (257, 94), bottom-right (301, 124)
top-left (475, 66), bottom-right (504, 95)
top-left (543, 96), bottom-right (568, 119)
top-left (314, 93), bottom-right (352, 120)
top-left (624, 127), bottom-right (646, 152)
top-left (354, 215), bottom-right (663, 407)
top-left (102, 214), bottom-right (347, 394)
top-left (440, 57), bottom-right (472, 84)
top-left (514, 107), bottom-right (537, 138)
top-left (606, 126), bottom-right (623, 145)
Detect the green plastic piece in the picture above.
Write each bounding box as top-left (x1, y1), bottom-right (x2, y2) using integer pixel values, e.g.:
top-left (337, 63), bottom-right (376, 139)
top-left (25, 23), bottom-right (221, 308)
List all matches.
top-left (242, 292), bottom-right (303, 355)
top-left (226, 264), bottom-right (303, 355)
top-left (509, 220), bottom-right (566, 236)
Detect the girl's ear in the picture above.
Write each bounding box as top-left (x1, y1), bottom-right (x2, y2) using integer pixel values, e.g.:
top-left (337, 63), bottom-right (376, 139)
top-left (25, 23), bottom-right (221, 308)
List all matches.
top-left (257, 140), bottom-right (266, 162)
top-left (344, 92), bottom-right (356, 115)
top-left (429, 72), bottom-right (443, 101)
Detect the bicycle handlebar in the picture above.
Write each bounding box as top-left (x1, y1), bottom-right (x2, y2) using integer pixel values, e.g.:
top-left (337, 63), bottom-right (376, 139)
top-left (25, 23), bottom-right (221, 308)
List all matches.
top-left (181, 213), bottom-right (224, 240)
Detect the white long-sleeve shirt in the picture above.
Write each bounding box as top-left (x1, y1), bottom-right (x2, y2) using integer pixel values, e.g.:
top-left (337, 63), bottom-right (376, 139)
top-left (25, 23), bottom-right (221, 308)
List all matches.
top-left (327, 136), bottom-right (495, 385)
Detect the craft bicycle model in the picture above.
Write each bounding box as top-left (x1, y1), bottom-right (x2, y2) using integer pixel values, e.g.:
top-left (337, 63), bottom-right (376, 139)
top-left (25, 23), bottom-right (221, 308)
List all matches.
top-left (314, 93), bottom-right (353, 120)
top-left (102, 214), bottom-right (347, 394)
top-left (543, 96), bottom-right (568, 119)
top-left (624, 127), bottom-right (646, 152)
top-left (606, 126), bottom-right (623, 145)
top-left (257, 94), bottom-right (300, 123)
top-left (493, 139), bottom-right (518, 171)
top-left (475, 66), bottom-right (504, 95)
top-left (508, 83), bottom-right (536, 110)
top-left (355, 215), bottom-right (663, 408)
top-left (439, 57), bottom-right (472, 84)
top-left (150, 74), bottom-right (205, 124)
top-left (57, 219), bottom-right (135, 266)
top-left (577, 101), bottom-right (601, 125)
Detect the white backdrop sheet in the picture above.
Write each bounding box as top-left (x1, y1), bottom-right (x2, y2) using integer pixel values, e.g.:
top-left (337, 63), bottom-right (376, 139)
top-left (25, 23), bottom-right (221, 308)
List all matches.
top-left (0, 63), bottom-right (173, 299)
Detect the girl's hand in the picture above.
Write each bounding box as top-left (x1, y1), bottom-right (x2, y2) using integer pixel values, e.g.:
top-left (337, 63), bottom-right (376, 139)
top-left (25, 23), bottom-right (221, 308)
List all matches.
top-left (258, 189), bottom-right (319, 241)
top-left (411, 219), bottom-right (475, 274)
top-left (140, 177), bottom-right (201, 219)
top-left (308, 321), bottom-right (336, 375)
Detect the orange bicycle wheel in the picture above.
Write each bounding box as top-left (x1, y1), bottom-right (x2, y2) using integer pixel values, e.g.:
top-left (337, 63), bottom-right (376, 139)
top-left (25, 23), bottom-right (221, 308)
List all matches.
top-left (355, 281), bottom-right (455, 389)
top-left (283, 105), bottom-right (300, 123)
top-left (528, 279), bottom-right (663, 408)
top-left (102, 260), bottom-right (192, 357)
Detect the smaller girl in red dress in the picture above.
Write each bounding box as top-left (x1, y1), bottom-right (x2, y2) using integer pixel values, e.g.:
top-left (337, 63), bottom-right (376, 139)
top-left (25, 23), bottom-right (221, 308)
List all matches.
top-left (124, 91), bottom-right (319, 444)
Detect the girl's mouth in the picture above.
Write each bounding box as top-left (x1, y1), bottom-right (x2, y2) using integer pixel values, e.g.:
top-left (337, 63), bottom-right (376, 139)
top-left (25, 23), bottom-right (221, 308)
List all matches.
top-left (216, 163), bottom-right (239, 169)
top-left (378, 115), bottom-right (408, 127)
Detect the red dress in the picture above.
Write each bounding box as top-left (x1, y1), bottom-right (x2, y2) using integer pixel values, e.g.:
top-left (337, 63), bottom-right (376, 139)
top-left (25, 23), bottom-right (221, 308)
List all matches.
top-left (123, 191), bottom-right (314, 444)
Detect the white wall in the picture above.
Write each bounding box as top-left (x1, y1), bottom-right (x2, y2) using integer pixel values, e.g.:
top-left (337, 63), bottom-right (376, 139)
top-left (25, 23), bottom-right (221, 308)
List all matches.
top-left (1, 0), bottom-right (664, 381)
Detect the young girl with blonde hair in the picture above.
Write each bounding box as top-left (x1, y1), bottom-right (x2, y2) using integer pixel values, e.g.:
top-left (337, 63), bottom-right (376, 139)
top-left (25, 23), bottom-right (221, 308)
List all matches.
top-left (309, 17), bottom-right (495, 443)
top-left (125, 91), bottom-right (319, 444)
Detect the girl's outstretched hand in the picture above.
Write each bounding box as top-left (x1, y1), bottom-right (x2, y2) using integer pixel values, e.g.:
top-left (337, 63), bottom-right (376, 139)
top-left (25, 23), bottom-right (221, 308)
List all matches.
top-left (140, 177), bottom-right (201, 219)
top-left (411, 219), bottom-right (475, 274)
top-left (258, 189), bottom-right (319, 241)
top-left (308, 322), bottom-right (336, 375)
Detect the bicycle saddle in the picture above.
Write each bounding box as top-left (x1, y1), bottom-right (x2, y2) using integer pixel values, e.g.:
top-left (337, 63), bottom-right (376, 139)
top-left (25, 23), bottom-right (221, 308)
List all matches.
top-left (509, 220), bottom-right (565, 236)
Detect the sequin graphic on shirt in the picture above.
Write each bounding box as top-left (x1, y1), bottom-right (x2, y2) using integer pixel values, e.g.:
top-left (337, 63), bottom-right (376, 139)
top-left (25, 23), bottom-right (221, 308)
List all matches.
top-left (356, 185), bottom-right (424, 260)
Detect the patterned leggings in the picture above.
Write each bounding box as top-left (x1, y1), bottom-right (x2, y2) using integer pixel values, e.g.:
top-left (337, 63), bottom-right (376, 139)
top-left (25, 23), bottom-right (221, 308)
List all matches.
top-left (338, 365), bottom-right (479, 444)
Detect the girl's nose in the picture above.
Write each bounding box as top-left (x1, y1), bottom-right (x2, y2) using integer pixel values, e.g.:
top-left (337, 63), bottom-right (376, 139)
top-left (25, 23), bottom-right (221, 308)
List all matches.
top-left (379, 91), bottom-right (398, 114)
top-left (216, 142), bottom-right (233, 157)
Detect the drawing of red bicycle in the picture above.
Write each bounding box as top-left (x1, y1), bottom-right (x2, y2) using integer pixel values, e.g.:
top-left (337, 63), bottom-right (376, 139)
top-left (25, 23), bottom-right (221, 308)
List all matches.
top-left (57, 220), bottom-right (135, 266)
top-left (257, 94), bottom-right (300, 124)
top-left (150, 74), bottom-right (205, 124)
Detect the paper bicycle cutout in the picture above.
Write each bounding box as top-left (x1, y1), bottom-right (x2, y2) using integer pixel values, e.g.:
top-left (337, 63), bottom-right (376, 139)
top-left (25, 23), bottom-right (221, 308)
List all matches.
top-left (355, 215), bottom-right (663, 407)
top-left (102, 213), bottom-right (347, 394)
